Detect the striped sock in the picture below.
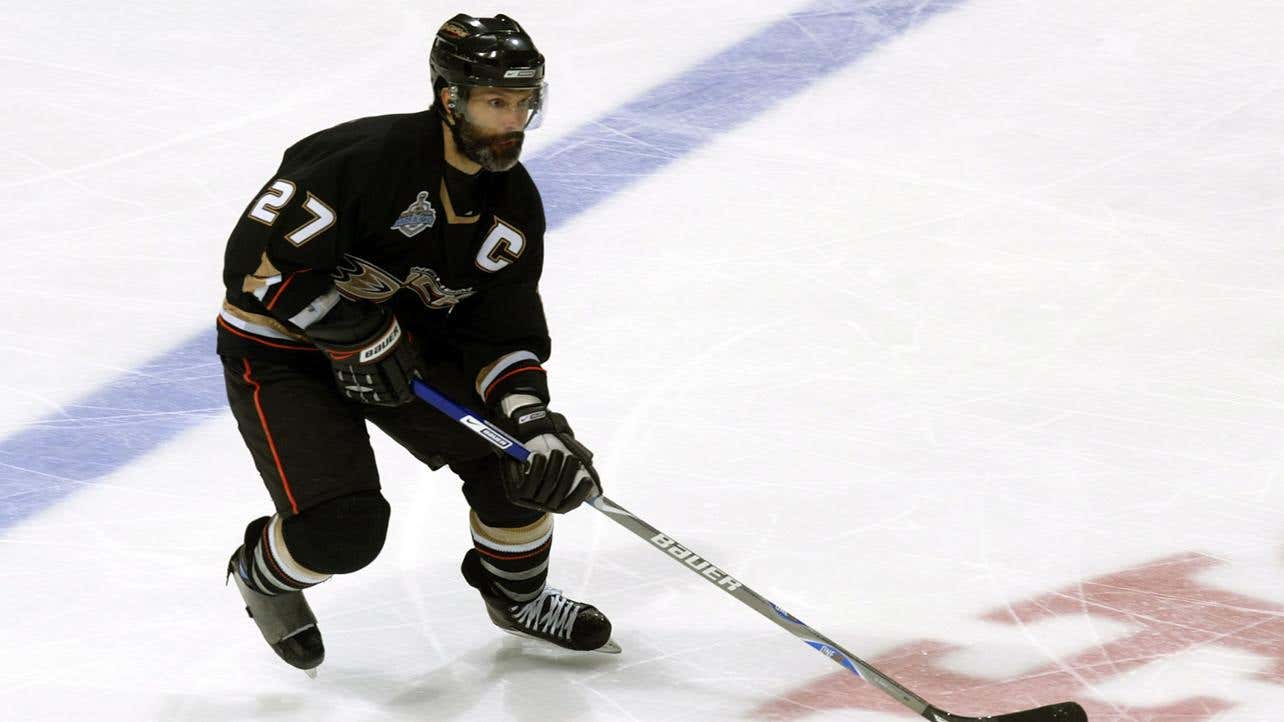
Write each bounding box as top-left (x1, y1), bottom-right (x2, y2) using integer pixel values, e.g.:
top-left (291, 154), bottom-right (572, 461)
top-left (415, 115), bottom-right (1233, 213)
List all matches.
top-left (237, 515), bottom-right (332, 596)
top-left (469, 511), bottom-right (552, 603)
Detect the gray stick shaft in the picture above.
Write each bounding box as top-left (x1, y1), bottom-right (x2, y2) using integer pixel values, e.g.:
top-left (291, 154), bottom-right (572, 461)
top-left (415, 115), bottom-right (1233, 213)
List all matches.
top-left (589, 495), bottom-right (932, 718)
top-left (407, 383), bottom-right (1080, 722)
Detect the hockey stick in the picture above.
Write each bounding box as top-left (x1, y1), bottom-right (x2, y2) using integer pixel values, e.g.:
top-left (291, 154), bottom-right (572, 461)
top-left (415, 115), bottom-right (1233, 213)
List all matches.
top-left (410, 379), bottom-right (1088, 722)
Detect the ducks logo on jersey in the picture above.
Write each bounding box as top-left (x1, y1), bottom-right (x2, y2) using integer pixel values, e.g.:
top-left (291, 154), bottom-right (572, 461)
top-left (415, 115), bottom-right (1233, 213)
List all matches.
top-left (334, 256), bottom-right (475, 310)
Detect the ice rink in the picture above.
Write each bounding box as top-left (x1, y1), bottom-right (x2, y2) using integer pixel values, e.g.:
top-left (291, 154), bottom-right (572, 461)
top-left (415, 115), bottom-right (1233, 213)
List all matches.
top-left (3, 1), bottom-right (1283, 720)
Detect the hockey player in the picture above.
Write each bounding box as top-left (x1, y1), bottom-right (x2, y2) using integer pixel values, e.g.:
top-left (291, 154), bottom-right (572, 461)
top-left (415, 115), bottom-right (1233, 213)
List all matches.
top-left (217, 14), bottom-right (616, 675)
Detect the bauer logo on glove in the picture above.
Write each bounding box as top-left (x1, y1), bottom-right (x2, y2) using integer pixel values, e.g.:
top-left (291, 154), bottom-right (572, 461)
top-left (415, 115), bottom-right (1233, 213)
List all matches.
top-left (307, 305), bottom-right (425, 407)
top-left (355, 321), bottom-right (402, 363)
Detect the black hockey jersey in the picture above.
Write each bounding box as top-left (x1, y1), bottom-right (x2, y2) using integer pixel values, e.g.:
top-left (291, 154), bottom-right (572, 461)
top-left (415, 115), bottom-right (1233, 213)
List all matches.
top-left (217, 111), bottom-right (550, 404)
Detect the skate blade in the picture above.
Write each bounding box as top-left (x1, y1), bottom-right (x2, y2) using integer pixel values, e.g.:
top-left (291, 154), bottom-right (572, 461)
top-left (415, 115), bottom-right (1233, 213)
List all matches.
top-left (304, 668), bottom-right (318, 679)
top-left (594, 639), bottom-right (622, 655)
top-left (498, 626), bottom-right (622, 654)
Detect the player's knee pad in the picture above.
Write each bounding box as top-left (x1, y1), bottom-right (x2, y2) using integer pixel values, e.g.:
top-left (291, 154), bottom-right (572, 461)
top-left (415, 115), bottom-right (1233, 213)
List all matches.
top-left (281, 490), bottom-right (391, 574)
top-left (451, 454), bottom-right (544, 528)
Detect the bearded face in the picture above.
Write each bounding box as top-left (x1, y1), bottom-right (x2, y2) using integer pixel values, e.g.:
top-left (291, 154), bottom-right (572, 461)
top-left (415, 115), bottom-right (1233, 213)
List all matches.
top-left (453, 116), bottom-right (525, 172)
top-left (441, 85), bottom-right (541, 172)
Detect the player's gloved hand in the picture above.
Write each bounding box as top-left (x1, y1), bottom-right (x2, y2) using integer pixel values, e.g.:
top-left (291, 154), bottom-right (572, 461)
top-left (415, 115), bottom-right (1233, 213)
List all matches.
top-left (496, 394), bottom-right (601, 513)
top-left (306, 304), bottom-right (423, 406)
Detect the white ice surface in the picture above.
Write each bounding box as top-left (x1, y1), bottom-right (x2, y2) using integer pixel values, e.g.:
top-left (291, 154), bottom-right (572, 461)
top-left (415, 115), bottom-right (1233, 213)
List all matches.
top-left (2, 1), bottom-right (1283, 721)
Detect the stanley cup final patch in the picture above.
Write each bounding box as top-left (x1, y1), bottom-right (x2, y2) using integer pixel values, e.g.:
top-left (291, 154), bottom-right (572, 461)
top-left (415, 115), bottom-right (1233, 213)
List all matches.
top-left (391, 191), bottom-right (437, 238)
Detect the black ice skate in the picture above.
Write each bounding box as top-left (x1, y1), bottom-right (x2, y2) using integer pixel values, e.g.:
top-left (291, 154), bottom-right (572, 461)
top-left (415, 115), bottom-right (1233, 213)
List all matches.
top-left (226, 547), bottom-right (325, 677)
top-left (462, 549), bottom-right (620, 654)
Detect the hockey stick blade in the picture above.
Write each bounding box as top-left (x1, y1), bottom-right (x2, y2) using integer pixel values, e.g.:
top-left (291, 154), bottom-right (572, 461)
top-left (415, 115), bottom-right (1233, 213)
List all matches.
top-left (408, 380), bottom-right (1090, 722)
top-left (930, 700), bottom-right (1088, 722)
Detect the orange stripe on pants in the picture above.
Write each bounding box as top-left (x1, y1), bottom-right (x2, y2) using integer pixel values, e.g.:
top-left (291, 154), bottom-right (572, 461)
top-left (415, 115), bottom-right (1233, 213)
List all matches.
top-left (241, 359), bottom-right (300, 515)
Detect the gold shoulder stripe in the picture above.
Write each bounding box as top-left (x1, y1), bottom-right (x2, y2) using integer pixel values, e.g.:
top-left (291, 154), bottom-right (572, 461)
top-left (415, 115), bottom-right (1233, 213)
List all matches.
top-left (241, 252), bottom-right (283, 294)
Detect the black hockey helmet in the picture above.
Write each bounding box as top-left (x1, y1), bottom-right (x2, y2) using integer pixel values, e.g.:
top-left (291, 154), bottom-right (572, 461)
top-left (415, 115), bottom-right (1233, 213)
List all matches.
top-left (430, 14), bottom-right (547, 128)
top-left (431, 14), bottom-right (544, 89)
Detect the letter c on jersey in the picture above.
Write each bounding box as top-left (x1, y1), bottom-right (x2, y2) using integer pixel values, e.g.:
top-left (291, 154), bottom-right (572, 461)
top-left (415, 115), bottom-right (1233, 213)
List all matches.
top-left (475, 217), bottom-right (526, 272)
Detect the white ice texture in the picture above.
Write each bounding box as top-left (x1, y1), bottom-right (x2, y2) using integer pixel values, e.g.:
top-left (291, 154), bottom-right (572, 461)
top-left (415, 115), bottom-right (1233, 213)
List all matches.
top-left (1, 1), bottom-right (1283, 721)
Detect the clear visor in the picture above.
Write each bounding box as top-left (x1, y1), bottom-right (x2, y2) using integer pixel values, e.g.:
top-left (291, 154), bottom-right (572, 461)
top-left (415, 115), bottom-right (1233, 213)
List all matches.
top-left (449, 82), bottom-right (548, 131)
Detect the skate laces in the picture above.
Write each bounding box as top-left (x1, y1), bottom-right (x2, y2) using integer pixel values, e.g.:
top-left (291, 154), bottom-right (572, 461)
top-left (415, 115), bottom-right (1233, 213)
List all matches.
top-left (514, 587), bottom-right (580, 640)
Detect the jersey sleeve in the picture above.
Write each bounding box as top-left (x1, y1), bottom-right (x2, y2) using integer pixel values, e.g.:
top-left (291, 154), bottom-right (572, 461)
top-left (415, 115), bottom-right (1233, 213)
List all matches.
top-left (451, 179), bottom-right (553, 406)
top-left (221, 140), bottom-right (375, 341)
top-left (454, 279), bottom-right (552, 405)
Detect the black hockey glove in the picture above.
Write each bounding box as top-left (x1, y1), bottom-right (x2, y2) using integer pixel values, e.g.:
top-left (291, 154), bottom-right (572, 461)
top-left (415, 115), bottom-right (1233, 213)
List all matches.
top-left (495, 394), bottom-right (601, 514)
top-left (307, 304), bottom-right (423, 406)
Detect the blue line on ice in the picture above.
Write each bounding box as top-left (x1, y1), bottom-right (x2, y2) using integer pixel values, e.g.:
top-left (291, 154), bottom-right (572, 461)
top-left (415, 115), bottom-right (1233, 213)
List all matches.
top-left (0, 0), bottom-right (962, 529)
